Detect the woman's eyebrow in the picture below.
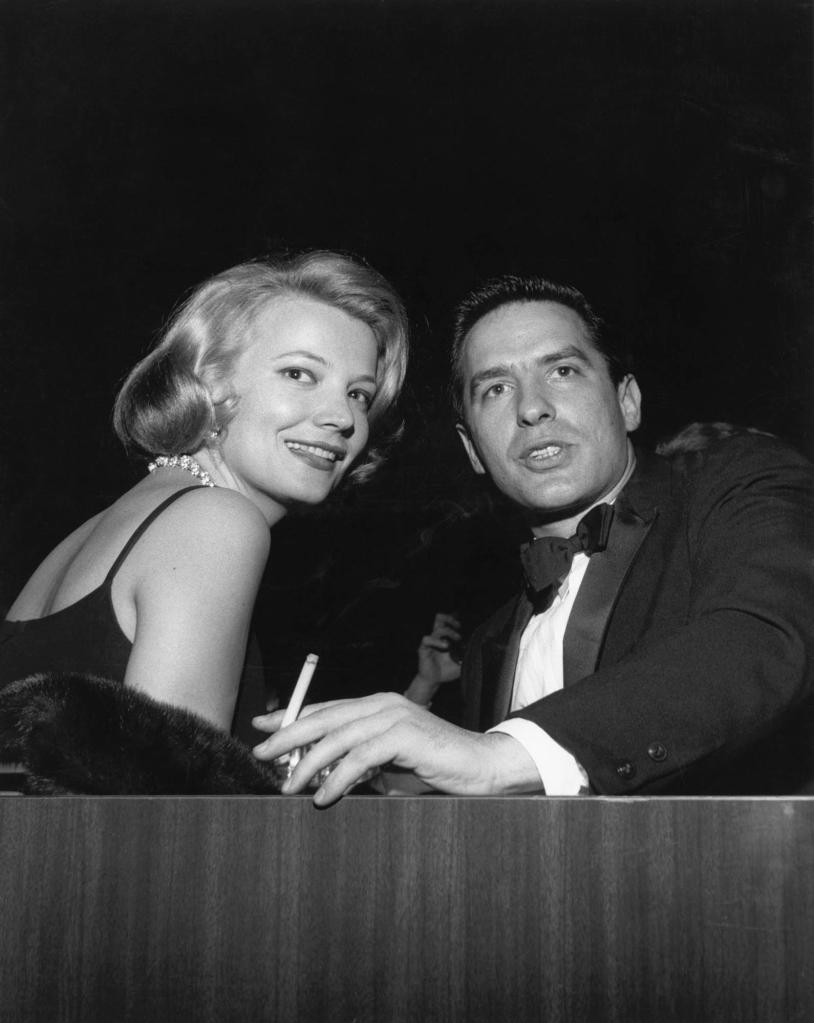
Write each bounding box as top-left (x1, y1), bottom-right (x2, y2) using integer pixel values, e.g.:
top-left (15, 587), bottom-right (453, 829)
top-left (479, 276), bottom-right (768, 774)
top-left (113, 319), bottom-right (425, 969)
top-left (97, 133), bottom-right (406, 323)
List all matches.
top-left (273, 350), bottom-right (376, 387)
top-left (272, 349), bottom-right (328, 365)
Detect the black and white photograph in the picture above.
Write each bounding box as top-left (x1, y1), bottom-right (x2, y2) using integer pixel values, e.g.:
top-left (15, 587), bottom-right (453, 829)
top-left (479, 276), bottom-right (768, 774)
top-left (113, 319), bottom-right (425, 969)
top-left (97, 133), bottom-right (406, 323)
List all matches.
top-left (1, 2), bottom-right (812, 1020)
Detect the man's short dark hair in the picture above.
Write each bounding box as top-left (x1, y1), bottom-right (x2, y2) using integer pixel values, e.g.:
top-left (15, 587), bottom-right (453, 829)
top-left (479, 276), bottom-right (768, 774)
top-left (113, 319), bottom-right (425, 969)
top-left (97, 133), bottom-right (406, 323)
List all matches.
top-left (450, 275), bottom-right (628, 419)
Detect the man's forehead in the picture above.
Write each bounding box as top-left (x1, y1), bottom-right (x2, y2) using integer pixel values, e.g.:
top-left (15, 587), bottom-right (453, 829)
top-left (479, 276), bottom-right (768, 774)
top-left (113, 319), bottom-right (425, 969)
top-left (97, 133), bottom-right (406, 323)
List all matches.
top-left (462, 300), bottom-right (596, 367)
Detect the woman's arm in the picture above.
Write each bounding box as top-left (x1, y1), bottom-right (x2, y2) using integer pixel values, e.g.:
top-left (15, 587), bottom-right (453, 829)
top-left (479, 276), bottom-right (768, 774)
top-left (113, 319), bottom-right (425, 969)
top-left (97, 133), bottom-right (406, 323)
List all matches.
top-left (123, 489), bottom-right (270, 730)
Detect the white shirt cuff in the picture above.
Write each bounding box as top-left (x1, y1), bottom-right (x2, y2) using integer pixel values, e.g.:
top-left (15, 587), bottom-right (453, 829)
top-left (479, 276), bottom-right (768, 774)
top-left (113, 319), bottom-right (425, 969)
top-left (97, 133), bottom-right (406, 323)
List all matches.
top-left (488, 718), bottom-right (589, 795)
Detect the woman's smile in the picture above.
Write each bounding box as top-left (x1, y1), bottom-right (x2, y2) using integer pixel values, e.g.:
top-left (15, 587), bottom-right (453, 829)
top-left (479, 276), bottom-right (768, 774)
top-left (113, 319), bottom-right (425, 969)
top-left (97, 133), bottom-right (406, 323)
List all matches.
top-left (212, 296), bottom-right (378, 522)
top-left (284, 438), bottom-right (347, 470)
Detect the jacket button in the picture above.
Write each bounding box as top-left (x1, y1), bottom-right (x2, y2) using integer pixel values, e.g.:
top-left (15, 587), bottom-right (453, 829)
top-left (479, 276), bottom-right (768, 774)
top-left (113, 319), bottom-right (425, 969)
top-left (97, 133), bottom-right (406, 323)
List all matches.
top-left (615, 760), bottom-right (636, 781)
top-left (647, 742), bottom-right (668, 763)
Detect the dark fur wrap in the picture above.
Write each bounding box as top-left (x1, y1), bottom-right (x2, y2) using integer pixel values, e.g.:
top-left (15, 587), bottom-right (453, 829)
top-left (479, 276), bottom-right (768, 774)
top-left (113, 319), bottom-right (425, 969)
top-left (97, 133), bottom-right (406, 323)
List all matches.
top-left (0, 672), bottom-right (282, 794)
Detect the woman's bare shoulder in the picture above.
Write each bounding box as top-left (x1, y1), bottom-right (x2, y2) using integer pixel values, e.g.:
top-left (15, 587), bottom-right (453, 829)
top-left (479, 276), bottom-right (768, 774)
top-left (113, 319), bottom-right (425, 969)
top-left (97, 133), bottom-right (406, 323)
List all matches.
top-left (159, 486), bottom-right (269, 544)
top-left (123, 486), bottom-right (271, 580)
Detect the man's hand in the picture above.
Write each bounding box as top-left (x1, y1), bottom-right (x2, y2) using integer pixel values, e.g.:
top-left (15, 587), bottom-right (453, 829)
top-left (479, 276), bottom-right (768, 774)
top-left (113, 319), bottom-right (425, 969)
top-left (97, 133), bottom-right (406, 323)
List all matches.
top-left (252, 693), bottom-right (543, 806)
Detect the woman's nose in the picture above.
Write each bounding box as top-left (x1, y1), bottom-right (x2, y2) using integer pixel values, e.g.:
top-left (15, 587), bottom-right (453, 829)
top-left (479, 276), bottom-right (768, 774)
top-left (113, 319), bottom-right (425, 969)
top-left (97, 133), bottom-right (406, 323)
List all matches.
top-left (314, 391), bottom-right (355, 432)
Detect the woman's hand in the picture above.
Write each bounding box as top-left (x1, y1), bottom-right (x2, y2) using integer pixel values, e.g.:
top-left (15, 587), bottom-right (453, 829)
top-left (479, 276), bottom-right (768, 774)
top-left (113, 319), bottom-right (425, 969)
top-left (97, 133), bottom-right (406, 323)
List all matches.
top-left (403, 612), bottom-right (463, 707)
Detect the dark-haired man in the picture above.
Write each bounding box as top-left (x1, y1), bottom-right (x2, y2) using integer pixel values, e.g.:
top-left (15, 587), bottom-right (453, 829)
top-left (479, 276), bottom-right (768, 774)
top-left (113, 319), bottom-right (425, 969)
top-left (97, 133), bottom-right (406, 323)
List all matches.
top-left (253, 276), bottom-right (814, 801)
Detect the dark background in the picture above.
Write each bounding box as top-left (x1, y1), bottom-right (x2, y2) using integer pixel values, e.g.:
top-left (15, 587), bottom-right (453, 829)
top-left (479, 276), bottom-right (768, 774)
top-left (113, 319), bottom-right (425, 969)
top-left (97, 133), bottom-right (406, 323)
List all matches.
top-left (1, 0), bottom-right (811, 713)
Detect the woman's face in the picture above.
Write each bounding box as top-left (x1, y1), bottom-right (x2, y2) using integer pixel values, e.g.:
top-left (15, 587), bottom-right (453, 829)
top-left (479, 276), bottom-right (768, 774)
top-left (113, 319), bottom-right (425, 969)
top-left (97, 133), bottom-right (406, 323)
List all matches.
top-left (214, 296), bottom-right (378, 522)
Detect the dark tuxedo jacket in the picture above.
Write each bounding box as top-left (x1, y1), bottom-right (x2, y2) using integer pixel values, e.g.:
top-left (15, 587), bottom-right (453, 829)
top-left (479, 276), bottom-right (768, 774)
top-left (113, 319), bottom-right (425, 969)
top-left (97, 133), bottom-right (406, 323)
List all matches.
top-left (461, 434), bottom-right (814, 794)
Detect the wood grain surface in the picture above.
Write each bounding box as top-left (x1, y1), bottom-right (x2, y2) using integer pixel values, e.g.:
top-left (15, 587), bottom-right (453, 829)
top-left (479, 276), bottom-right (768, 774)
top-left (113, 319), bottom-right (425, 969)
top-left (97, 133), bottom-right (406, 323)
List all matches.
top-left (1, 796), bottom-right (811, 1022)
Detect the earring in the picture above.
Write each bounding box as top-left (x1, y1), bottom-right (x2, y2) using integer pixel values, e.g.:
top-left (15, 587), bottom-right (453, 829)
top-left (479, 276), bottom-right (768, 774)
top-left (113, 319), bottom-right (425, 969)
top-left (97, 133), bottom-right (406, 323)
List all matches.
top-left (209, 426), bottom-right (222, 440)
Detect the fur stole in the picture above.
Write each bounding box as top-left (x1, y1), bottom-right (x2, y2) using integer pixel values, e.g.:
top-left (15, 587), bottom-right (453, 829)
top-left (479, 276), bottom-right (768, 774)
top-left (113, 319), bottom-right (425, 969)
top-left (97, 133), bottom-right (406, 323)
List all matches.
top-left (0, 672), bottom-right (282, 795)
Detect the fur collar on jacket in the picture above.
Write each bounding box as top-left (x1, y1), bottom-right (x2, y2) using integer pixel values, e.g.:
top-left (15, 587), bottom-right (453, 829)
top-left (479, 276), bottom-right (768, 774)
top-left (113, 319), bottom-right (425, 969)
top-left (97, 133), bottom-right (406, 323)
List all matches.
top-left (0, 672), bottom-right (282, 795)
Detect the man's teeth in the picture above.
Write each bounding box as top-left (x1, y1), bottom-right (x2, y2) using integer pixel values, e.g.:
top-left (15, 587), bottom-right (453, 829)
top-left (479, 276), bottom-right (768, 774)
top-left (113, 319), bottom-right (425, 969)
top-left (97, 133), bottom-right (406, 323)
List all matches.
top-left (528, 445), bottom-right (561, 460)
top-left (286, 441), bottom-right (339, 461)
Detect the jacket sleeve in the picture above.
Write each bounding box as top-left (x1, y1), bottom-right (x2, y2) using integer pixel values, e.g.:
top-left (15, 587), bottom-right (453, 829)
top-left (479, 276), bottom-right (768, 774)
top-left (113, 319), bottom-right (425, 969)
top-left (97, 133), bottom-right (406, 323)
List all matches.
top-left (510, 436), bottom-right (814, 794)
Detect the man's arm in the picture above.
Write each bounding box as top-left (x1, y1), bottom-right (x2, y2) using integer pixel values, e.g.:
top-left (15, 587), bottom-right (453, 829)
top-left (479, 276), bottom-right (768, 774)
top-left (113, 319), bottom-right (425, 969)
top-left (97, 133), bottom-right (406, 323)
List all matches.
top-left (253, 435), bottom-right (813, 802)
top-left (510, 436), bottom-right (814, 793)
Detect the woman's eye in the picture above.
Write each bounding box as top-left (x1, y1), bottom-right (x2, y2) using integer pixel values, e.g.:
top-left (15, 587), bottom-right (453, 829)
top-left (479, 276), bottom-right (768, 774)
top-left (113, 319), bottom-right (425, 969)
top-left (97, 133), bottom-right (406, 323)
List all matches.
top-left (349, 389), bottom-right (373, 408)
top-left (282, 367), bottom-right (315, 383)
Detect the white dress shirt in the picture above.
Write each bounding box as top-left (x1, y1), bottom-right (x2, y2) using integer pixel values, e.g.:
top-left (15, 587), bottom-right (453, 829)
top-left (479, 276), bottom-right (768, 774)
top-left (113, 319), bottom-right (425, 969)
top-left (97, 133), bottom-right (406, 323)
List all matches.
top-left (488, 446), bottom-right (636, 795)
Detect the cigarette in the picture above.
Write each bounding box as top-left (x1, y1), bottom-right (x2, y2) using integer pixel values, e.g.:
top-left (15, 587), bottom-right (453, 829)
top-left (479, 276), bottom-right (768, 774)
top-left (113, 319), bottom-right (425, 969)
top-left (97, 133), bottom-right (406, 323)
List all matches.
top-left (281, 653), bottom-right (319, 728)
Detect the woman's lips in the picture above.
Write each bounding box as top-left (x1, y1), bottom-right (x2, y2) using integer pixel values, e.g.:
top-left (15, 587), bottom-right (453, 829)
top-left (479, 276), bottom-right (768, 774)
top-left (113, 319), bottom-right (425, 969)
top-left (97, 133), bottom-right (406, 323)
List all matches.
top-left (285, 440), bottom-right (345, 471)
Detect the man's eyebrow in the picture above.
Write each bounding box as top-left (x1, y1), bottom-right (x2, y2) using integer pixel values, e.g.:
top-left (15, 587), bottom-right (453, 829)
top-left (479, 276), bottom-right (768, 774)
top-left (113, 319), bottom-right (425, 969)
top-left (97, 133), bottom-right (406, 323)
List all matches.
top-left (534, 345), bottom-right (593, 368)
top-left (468, 364), bottom-right (514, 397)
top-left (468, 345), bottom-right (594, 398)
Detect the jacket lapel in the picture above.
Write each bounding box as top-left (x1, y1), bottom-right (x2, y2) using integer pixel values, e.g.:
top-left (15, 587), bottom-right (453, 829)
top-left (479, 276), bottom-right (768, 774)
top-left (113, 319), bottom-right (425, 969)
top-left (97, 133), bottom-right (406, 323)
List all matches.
top-left (479, 594), bottom-right (533, 730)
top-left (474, 450), bottom-right (667, 725)
top-left (562, 457), bottom-right (662, 686)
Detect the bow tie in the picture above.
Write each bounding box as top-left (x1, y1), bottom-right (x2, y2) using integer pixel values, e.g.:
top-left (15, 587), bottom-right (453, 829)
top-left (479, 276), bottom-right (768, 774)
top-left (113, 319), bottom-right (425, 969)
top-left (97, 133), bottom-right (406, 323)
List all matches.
top-left (519, 503), bottom-right (614, 614)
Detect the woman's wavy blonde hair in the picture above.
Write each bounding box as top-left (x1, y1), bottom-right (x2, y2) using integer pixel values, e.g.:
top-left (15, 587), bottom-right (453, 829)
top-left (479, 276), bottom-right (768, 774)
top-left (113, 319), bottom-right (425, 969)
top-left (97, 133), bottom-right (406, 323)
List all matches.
top-left (113, 251), bottom-right (409, 483)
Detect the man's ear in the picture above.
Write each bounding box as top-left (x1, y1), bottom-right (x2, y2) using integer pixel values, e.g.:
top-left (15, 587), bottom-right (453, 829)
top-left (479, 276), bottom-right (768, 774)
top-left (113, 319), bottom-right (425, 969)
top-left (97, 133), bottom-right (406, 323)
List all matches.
top-left (618, 374), bottom-right (642, 433)
top-left (455, 422), bottom-right (487, 475)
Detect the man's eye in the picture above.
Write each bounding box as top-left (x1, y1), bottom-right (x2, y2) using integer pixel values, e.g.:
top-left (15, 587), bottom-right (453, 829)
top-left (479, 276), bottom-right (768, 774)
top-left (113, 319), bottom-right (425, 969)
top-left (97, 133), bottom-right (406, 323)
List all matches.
top-left (552, 365), bottom-right (578, 379)
top-left (484, 382), bottom-right (509, 398)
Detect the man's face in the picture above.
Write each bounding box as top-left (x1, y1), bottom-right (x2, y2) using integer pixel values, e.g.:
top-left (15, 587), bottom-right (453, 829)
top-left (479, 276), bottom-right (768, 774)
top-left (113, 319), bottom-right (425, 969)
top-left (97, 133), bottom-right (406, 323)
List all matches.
top-left (456, 300), bottom-right (641, 528)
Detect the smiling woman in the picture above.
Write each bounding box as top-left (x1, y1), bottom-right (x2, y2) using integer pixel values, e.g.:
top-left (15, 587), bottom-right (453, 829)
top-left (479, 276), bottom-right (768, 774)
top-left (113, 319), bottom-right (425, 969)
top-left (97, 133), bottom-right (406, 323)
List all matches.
top-left (0, 251), bottom-right (409, 793)
top-left (204, 297), bottom-right (379, 522)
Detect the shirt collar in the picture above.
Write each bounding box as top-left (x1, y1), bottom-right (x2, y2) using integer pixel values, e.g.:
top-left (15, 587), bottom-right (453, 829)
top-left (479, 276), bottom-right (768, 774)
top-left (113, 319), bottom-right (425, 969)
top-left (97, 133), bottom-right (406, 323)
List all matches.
top-left (602, 439), bottom-right (637, 507)
top-left (543, 443), bottom-right (635, 598)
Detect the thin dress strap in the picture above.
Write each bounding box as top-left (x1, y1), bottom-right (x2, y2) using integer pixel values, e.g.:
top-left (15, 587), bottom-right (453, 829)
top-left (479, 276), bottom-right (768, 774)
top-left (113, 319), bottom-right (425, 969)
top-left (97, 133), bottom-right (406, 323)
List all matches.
top-left (103, 486), bottom-right (208, 584)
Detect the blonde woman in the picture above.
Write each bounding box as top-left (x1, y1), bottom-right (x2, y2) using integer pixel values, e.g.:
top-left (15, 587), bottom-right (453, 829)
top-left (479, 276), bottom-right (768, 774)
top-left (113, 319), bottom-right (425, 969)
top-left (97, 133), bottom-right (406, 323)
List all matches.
top-left (1, 252), bottom-right (408, 750)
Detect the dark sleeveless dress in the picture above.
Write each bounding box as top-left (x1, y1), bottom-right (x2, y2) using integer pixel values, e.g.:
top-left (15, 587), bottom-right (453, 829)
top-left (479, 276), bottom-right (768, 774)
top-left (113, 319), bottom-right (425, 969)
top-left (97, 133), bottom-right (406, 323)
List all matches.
top-left (0, 486), bottom-right (267, 741)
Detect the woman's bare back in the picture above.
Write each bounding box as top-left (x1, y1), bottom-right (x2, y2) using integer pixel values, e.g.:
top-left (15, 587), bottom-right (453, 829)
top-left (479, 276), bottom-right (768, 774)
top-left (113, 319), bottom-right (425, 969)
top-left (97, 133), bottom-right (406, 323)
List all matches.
top-left (8, 478), bottom-right (216, 638)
